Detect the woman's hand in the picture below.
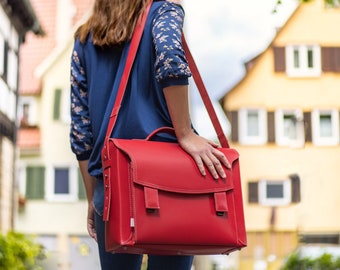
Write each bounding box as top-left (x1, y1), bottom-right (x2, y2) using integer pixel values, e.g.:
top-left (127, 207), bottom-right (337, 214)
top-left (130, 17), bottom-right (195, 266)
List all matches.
top-left (87, 202), bottom-right (97, 242)
top-left (163, 85), bottom-right (230, 179)
top-left (178, 131), bottom-right (231, 179)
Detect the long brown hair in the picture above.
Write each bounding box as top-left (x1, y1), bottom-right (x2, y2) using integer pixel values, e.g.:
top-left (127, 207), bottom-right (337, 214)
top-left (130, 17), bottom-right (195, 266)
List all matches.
top-left (75, 0), bottom-right (150, 46)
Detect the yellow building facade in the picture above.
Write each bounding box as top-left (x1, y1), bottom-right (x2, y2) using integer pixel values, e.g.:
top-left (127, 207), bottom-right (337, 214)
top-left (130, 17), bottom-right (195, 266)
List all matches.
top-left (221, 0), bottom-right (340, 269)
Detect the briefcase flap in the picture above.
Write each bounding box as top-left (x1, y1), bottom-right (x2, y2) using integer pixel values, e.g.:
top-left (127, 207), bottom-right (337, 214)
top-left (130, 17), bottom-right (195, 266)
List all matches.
top-left (111, 138), bottom-right (239, 194)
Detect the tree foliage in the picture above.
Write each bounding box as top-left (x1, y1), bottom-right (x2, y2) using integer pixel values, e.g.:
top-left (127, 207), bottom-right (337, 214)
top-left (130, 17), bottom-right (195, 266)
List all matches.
top-left (274, 0), bottom-right (338, 12)
top-left (0, 232), bottom-right (45, 270)
top-left (279, 0), bottom-right (338, 5)
top-left (281, 252), bottom-right (340, 270)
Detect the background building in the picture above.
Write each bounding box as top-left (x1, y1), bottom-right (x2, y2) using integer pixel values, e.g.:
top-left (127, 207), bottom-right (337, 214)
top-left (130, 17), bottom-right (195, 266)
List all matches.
top-left (0, 0), bottom-right (42, 233)
top-left (15, 0), bottom-right (101, 269)
top-left (221, 0), bottom-right (340, 269)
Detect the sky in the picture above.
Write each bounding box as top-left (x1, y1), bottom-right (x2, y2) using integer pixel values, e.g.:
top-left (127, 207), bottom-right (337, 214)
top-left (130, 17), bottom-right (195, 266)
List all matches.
top-left (181, 0), bottom-right (298, 139)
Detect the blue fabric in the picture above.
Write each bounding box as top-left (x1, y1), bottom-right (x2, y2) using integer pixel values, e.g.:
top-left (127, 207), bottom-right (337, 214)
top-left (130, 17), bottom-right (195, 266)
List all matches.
top-left (94, 211), bottom-right (194, 270)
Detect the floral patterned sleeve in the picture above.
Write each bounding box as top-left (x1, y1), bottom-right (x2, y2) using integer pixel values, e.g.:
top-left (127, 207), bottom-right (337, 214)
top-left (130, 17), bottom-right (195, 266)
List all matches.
top-left (70, 41), bottom-right (93, 160)
top-left (152, 2), bottom-right (191, 87)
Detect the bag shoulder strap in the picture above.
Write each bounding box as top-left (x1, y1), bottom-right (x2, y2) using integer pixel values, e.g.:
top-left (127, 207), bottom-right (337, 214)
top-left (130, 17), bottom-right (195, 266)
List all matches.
top-left (104, 2), bottom-right (230, 148)
top-left (182, 37), bottom-right (229, 148)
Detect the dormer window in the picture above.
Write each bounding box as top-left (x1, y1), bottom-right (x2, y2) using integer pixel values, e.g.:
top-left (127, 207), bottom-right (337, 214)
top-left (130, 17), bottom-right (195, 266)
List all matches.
top-left (286, 45), bottom-right (321, 77)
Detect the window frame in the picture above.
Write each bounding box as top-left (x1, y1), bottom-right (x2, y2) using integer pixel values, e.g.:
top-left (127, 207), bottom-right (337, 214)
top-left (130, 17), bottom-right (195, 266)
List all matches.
top-left (275, 109), bottom-right (305, 147)
top-left (286, 44), bottom-right (321, 77)
top-left (259, 179), bottom-right (292, 206)
top-left (312, 109), bottom-right (339, 146)
top-left (46, 165), bottom-right (78, 202)
top-left (238, 108), bottom-right (267, 145)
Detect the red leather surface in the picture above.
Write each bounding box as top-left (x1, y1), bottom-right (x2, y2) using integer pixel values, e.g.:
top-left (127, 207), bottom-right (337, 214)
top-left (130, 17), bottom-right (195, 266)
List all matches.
top-left (102, 138), bottom-right (247, 255)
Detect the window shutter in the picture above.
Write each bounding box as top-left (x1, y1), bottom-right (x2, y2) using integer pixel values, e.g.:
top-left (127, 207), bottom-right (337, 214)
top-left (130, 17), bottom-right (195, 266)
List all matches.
top-left (267, 112), bottom-right (275, 143)
top-left (26, 166), bottom-right (45, 199)
top-left (78, 169), bottom-right (86, 200)
top-left (303, 112), bottom-right (312, 142)
top-left (248, 182), bottom-right (259, 203)
top-left (273, 47), bottom-right (286, 72)
top-left (322, 47), bottom-right (340, 72)
top-left (231, 110), bottom-right (239, 142)
top-left (227, 110), bottom-right (238, 142)
top-left (321, 47), bottom-right (334, 72)
top-left (53, 89), bottom-right (62, 120)
top-left (334, 48), bottom-right (340, 72)
top-left (289, 174), bottom-right (301, 203)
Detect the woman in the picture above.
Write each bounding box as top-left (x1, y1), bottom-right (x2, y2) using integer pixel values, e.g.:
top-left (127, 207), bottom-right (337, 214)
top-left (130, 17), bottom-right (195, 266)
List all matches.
top-left (70, 0), bottom-right (230, 269)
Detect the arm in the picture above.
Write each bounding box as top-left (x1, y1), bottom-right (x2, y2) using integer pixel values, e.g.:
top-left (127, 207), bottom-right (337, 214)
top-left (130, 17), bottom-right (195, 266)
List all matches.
top-left (163, 85), bottom-right (231, 179)
top-left (78, 160), bottom-right (97, 241)
top-left (153, 4), bottom-right (230, 179)
top-left (70, 43), bottom-right (96, 240)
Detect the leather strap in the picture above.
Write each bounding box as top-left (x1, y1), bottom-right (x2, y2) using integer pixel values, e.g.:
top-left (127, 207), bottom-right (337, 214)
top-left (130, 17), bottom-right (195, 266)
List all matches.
top-left (182, 36), bottom-right (229, 148)
top-left (104, 0), bottom-right (230, 149)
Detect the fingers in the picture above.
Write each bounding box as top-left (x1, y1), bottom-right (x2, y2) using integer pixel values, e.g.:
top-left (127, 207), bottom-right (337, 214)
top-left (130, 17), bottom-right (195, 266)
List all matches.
top-left (194, 148), bottom-right (231, 180)
top-left (88, 221), bottom-right (97, 241)
top-left (87, 204), bottom-right (98, 242)
top-left (178, 133), bottom-right (231, 179)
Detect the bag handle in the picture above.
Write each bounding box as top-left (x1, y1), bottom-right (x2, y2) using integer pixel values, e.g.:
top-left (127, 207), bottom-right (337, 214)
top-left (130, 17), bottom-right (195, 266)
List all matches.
top-left (103, 1), bottom-right (230, 149)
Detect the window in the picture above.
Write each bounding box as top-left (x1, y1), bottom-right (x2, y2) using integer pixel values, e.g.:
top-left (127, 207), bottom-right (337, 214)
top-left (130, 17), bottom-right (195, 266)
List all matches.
top-left (300, 234), bottom-right (340, 245)
top-left (7, 47), bottom-right (18, 90)
top-left (53, 88), bottom-right (70, 123)
top-left (0, 33), bottom-right (4, 76)
top-left (259, 180), bottom-right (291, 206)
top-left (18, 97), bottom-right (37, 126)
top-left (275, 109), bottom-right (304, 147)
top-left (239, 108), bottom-right (267, 145)
top-left (248, 175), bottom-right (300, 205)
top-left (54, 168), bottom-right (70, 194)
top-left (0, 78), bottom-right (9, 114)
top-left (46, 166), bottom-right (78, 201)
top-left (21, 165), bottom-right (85, 201)
top-left (286, 45), bottom-right (321, 77)
top-left (312, 109), bottom-right (339, 146)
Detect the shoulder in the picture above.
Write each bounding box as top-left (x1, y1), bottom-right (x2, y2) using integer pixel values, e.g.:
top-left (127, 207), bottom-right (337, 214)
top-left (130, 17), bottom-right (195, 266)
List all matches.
top-left (152, 0), bottom-right (185, 18)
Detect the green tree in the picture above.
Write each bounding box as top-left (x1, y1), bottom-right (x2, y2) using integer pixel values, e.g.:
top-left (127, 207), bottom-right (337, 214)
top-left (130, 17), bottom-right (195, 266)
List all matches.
top-left (281, 252), bottom-right (340, 270)
top-left (285, 0), bottom-right (337, 5)
top-left (0, 232), bottom-right (45, 270)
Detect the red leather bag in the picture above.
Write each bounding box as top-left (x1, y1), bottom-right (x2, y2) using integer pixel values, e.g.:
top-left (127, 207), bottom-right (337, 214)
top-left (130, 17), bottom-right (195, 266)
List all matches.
top-left (102, 1), bottom-right (247, 255)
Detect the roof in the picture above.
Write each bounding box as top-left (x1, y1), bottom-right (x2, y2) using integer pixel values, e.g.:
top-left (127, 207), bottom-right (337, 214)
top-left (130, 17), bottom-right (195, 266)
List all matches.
top-left (17, 127), bottom-right (41, 150)
top-left (220, 2), bottom-right (301, 104)
top-left (2, 0), bottom-right (44, 36)
top-left (18, 0), bottom-right (93, 95)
